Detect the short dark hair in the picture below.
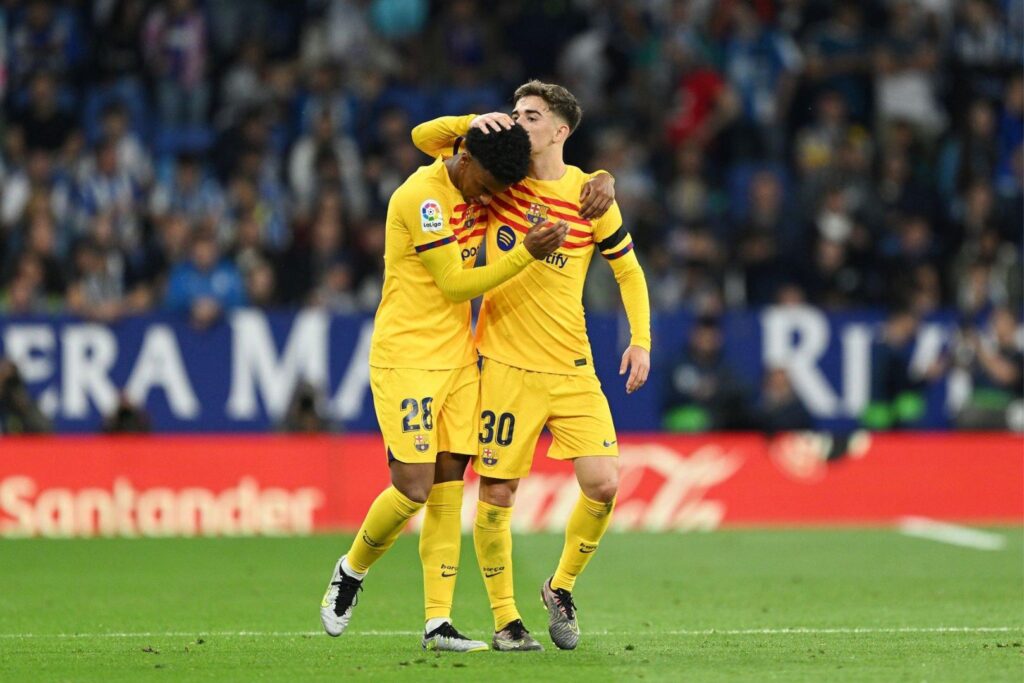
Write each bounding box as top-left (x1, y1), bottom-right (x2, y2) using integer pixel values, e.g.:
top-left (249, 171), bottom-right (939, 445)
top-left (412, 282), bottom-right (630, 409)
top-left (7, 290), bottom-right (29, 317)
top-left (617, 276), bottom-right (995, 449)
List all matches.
top-left (514, 80), bottom-right (583, 133)
top-left (464, 125), bottom-right (531, 186)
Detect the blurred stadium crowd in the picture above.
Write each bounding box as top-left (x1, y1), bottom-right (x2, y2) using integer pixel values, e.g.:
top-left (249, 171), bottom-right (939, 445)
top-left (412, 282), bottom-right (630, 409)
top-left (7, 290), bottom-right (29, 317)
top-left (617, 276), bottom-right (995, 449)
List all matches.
top-left (0, 0), bottom-right (1021, 432)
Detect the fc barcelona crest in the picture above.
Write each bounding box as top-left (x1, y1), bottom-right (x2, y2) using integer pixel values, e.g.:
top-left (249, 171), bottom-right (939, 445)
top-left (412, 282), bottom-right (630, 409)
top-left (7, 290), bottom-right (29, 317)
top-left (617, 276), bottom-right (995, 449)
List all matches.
top-left (414, 435), bottom-right (429, 452)
top-left (525, 203), bottom-right (549, 226)
top-left (481, 448), bottom-right (498, 467)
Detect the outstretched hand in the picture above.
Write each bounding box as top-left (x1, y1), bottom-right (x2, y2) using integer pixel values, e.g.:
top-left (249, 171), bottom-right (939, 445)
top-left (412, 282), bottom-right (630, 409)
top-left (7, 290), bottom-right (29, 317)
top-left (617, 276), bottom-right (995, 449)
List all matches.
top-left (619, 345), bottom-right (650, 394)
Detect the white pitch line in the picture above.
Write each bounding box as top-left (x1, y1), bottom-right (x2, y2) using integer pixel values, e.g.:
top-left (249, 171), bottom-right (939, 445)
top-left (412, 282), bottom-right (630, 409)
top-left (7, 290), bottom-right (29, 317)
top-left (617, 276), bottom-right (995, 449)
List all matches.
top-left (898, 516), bottom-right (1008, 551)
top-left (0, 626), bottom-right (1019, 639)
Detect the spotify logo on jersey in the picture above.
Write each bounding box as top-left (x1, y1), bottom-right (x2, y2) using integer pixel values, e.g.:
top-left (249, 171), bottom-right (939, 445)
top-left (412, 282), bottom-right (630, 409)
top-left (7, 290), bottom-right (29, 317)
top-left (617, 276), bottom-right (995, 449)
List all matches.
top-left (496, 225), bottom-right (516, 251)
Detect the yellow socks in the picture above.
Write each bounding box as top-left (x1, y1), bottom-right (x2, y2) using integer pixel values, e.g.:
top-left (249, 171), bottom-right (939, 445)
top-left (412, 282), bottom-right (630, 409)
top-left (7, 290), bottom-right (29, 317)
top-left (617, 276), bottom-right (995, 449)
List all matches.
top-left (419, 481), bottom-right (465, 621)
top-left (473, 500), bottom-right (520, 631)
top-left (550, 493), bottom-right (615, 592)
top-left (346, 486), bottom-right (423, 574)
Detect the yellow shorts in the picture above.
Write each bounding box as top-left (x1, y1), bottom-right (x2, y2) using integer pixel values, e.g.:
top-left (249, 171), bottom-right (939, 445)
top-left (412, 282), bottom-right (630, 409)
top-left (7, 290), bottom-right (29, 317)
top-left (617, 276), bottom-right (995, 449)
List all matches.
top-left (473, 358), bottom-right (618, 480)
top-left (370, 364), bottom-right (480, 464)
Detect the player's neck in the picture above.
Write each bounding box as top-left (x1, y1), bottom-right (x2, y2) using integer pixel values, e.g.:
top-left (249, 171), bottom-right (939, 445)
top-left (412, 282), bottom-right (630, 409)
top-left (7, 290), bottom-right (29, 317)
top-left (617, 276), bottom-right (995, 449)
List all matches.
top-left (529, 149), bottom-right (566, 182)
top-left (443, 155), bottom-right (462, 187)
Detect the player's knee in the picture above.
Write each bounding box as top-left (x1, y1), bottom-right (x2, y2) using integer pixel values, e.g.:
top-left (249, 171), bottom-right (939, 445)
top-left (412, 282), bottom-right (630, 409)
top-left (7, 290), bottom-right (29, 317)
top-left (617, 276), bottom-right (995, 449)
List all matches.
top-left (479, 477), bottom-right (519, 507)
top-left (581, 469), bottom-right (618, 504)
top-left (393, 481), bottom-right (430, 504)
top-left (390, 472), bottom-right (432, 504)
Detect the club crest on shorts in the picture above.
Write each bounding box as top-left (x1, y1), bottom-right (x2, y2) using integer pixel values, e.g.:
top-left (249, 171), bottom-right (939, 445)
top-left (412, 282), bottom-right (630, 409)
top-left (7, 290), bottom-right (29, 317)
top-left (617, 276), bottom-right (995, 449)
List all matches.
top-left (525, 203), bottom-right (549, 226)
top-left (481, 448), bottom-right (498, 467)
top-left (414, 434), bottom-right (429, 452)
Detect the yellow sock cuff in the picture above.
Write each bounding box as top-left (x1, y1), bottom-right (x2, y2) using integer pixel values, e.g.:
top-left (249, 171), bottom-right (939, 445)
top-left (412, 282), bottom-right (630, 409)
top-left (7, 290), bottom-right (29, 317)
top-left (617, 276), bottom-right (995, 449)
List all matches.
top-left (426, 481), bottom-right (464, 507)
top-left (580, 493), bottom-right (616, 519)
top-left (475, 500), bottom-right (513, 530)
top-left (388, 486), bottom-right (423, 517)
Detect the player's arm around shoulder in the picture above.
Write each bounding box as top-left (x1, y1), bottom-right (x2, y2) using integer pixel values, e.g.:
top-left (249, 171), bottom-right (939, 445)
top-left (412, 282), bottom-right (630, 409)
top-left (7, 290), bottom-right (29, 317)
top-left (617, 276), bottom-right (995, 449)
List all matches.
top-left (415, 211), bottom-right (570, 303)
top-left (410, 114), bottom-right (478, 158)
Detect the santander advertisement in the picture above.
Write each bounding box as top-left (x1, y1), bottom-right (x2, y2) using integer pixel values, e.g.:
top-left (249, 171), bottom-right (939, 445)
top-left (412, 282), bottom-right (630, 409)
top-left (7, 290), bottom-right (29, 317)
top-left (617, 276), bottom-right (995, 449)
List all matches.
top-left (0, 434), bottom-right (1020, 538)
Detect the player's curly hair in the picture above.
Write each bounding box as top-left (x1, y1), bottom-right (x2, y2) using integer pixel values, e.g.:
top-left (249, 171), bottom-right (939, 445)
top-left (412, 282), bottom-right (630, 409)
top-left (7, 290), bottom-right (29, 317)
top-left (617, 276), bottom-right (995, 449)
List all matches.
top-left (464, 125), bottom-right (531, 186)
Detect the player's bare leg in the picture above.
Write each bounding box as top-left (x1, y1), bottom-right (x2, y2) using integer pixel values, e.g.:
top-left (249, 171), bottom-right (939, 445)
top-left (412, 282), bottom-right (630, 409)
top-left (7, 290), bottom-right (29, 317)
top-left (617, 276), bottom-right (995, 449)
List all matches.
top-left (419, 452), bottom-right (488, 652)
top-left (477, 477), bottom-right (544, 651)
top-left (542, 456), bottom-right (618, 649)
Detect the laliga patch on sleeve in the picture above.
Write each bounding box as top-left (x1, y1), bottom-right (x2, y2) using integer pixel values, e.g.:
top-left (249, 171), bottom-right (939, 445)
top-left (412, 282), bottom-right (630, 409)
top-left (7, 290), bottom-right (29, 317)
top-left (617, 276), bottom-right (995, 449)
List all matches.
top-left (420, 199), bottom-right (444, 232)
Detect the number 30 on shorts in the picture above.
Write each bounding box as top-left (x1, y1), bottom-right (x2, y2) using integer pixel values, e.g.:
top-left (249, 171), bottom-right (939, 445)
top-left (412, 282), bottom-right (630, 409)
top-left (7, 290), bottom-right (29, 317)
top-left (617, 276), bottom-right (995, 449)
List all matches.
top-left (479, 410), bottom-right (515, 446)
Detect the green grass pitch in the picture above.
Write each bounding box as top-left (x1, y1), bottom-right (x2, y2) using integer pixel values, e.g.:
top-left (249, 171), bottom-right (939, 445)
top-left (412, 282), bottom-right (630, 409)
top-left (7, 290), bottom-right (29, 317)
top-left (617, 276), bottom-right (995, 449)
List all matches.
top-left (1, 530), bottom-right (1021, 682)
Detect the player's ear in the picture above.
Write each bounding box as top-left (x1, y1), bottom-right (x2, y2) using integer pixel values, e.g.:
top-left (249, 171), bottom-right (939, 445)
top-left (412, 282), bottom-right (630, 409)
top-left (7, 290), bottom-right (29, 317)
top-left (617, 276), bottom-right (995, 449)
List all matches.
top-left (553, 122), bottom-right (571, 143)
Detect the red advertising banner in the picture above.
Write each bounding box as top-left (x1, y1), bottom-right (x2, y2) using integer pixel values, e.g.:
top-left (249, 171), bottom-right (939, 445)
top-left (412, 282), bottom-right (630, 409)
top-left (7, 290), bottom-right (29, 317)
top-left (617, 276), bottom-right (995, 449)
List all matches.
top-left (0, 433), bottom-right (1020, 538)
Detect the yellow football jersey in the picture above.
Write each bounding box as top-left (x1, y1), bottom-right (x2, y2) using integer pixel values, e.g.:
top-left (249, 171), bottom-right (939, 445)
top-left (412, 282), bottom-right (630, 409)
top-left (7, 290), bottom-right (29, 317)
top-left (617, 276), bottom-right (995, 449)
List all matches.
top-left (409, 114), bottom-right (651, 375)
top-left (369, 157), bottom-right (492, 370)
top-left (477, 168), bottom-right (639, 374)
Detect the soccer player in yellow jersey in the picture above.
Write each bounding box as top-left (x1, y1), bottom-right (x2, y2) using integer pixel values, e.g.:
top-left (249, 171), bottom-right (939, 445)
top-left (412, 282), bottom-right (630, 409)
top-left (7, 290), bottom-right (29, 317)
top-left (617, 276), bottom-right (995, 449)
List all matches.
top-left (319, 124), bottom-right (570, 652)
top-left (411, 81), bottom-right (651, 651)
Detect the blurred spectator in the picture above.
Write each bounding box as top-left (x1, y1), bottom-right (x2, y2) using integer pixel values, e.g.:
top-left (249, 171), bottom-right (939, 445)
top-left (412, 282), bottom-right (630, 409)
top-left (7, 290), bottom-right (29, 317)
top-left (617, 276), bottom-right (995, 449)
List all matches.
top-left (150, 154), bottom-right (225, 232)
top-left (722, 0), bottom-right (802, 161)
top-left (873, 0), bottom-right (944, 139)
top-left (938, 99), bottom-right (999, 196)
top-left (288, 109), bottom-right (367, 222)
top-left (280, 199), bottom-right (355, 307)
top-left (949, 0), bottom-right (1018, 111)
top-left (662, 315), bottom-right (749, 431)
top-left (13, 71), bottom-right (77, 153)
top-left (102, 394), bottom-right (152, 433)
top-left (881, 214), bottom-right (943, 309)
top-left (795, 89), bottom-right (855, 182)
top-left (281, 381), bottom-right (329, 433)
top-left (164, 231), bottom-right (246, 328)
top-left (1, 253), bottom-right (54, 314)
top-left (666, 143), bottom-right (716, 226)
top-left (996, 75), bottom-right (1024, 191)
top-left (91, 102), bottom-right (152, 189)
top-left (300, 0), bottom-right (374, 67)
top-left (1, 148), bottom-right (72, 230)
top-left (244, 258), bottom-right (278, 310)
top-left (953, 228), bottom-right (1023, 314)
top-left (8, 0), bottom-right (85, 90)
top-left (12, 213), bottom-right (66, 297)
top-left (222, 171), bottom-right (287, 251)
top-left (217, 38), bottom-right (267, 127)
top-left (66, 229), bottom-right (129, 323)
top-left (801, 237), bottom-right (866, 310)
top-left (0, 359), bottom-right (51, 434)
top-left (590, 128), bottom-right (658, 233)
top-left (862, 309), bottom-right (932, 430)
top-left (74, 139), bottom-right (144, 250)
top-left (91, 0), bottom-right (148, 85)
top-left (143, 0), bottom-right (210, 127)
top-left (953, 308), bottom-right (1024, 430)
top-left (664, 39), bottom-right (740, 150)
top-left (732, 170), bottom-right (794, 306)
top-left (802, 0), bottom-right (872, 123)
top-left (752, 367), bottom-right (813, 433)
